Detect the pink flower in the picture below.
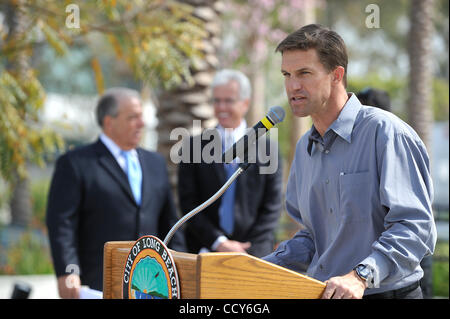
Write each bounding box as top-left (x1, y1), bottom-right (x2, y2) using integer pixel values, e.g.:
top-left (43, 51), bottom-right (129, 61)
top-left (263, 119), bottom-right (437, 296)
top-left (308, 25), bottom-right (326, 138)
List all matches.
top-left (253, 38), bottom-right (268, 62)
top-left (257, 23), bottom-right (270, 36)
top-left (289, 0), bottom-right (305, 9)
top-left (270, 29), bottom-right (288, 42)
top-left (260, 0), bottom-right (275, 10)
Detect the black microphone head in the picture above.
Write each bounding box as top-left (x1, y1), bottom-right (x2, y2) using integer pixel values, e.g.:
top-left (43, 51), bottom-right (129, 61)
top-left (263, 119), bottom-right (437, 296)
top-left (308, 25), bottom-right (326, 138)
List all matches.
top-left (267, 106), bottom-right (286, 125)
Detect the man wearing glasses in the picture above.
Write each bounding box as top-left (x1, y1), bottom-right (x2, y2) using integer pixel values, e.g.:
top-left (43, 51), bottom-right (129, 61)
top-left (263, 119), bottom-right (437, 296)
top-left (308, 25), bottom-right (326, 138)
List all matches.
top-left (177, 69), bottom-right (283, 257)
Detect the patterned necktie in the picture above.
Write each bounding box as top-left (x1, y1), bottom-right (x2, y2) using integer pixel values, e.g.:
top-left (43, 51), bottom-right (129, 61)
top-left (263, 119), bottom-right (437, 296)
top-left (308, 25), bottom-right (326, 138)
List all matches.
top-left (122, 150), bottom-right (142, 205)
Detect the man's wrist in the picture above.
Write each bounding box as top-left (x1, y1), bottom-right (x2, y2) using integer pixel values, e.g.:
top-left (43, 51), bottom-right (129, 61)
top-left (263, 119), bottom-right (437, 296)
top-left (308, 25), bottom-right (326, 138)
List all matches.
top-left (353, 264), bottom-right (374, 288)
top-left (353, 270), bottom-right (368, 288)
top-left (211, 235), bottom-right (228, 251)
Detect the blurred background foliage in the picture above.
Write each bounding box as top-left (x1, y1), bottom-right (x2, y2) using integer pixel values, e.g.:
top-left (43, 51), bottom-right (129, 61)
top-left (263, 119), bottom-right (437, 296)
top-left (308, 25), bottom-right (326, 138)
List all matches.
top-left (0, 0), bottom-right (207, 183)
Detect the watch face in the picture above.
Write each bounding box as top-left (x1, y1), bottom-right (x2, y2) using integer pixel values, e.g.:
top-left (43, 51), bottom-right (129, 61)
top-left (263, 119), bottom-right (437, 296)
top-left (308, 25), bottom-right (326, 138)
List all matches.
top-left (359, 266), bottom-right (370, 278)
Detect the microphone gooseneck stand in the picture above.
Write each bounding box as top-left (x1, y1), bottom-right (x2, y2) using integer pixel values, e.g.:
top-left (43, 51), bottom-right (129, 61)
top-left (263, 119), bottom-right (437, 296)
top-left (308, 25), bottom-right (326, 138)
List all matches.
top-left (163, 163), bottom-right (250, 246)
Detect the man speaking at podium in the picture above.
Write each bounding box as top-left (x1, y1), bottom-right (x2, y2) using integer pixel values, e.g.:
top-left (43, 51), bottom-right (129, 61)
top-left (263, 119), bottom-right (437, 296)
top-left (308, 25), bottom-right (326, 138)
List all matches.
top-left (263, 24), bottom-right (436, 299)
top-left (46, 88), bottom-right (185, 298)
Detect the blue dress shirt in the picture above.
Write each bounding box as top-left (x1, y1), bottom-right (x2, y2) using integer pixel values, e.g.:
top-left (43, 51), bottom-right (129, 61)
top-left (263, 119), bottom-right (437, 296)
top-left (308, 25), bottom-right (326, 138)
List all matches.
top-left (263, 94), bottom-right (437, 295)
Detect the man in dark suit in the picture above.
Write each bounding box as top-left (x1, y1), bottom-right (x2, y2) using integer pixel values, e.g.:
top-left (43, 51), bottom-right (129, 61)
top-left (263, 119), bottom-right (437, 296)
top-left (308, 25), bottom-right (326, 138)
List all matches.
top-left (177, 69), bottom-right (283, 257)
top-left (46, 87), bottom-right (185, 298)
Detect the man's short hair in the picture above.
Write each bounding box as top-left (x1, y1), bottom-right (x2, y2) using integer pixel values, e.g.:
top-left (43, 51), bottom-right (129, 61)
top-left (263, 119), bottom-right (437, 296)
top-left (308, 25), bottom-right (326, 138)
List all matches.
top-left (96, 87), bottom-right (140, 127)
top-left (276, 24), bottom-right (348, 87)
top-left (211, 69), bottom-right (252, 101)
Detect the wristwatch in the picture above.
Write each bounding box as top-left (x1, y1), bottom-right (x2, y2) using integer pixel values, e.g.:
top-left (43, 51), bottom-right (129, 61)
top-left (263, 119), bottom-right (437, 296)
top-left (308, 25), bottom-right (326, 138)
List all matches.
top-left (353, 264), bottom-right (374, 288)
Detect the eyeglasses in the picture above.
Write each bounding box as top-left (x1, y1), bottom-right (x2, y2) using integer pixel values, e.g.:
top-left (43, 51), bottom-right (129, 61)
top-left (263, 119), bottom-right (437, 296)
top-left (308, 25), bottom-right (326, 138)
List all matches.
top-left (212, 98), bottom-right (238, 106)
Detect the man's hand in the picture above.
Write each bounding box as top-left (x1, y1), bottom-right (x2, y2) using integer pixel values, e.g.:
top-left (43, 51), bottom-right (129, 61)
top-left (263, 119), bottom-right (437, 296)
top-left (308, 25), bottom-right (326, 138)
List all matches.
top-left (57, 274), bottom-right (81, 299)
top-left (216, 240), bottom-right (251, 253)
top-left (321, 270), bottom-right (367, 299)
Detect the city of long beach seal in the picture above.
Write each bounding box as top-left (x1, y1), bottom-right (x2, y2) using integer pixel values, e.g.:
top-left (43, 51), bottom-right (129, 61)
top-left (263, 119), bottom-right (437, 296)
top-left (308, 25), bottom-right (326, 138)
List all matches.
top-left (122, 235), bottom-right (180, 299)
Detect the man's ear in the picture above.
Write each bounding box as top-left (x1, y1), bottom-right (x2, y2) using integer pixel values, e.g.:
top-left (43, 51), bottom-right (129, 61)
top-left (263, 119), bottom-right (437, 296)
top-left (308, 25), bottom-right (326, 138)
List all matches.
top-left (102, 115), bottom-right (112, 133)
top-left (332, 66), bottom-right (345, 86)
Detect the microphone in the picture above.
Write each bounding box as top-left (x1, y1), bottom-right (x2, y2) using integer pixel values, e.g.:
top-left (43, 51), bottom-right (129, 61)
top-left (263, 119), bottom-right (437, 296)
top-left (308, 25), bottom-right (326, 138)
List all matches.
top-left (222, 106), bottom-right (286, 165)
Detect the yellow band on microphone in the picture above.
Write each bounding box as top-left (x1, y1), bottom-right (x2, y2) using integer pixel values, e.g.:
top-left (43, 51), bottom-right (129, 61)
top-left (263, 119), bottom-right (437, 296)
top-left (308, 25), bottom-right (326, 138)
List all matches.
top-left (261, 116), bottom-right (274, 130)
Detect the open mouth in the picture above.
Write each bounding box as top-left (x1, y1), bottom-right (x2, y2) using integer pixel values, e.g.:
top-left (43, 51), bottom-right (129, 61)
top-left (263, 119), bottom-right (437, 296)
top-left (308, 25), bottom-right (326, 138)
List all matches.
top-left (217, 112), bottom-right (230, 119)
top-left (291, 96), bottom-right (306, 102)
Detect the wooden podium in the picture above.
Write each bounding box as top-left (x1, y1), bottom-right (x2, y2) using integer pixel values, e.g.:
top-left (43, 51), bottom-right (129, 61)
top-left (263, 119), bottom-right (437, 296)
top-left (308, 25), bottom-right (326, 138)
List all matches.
top-left (103, 241), bottom-right (325, 299)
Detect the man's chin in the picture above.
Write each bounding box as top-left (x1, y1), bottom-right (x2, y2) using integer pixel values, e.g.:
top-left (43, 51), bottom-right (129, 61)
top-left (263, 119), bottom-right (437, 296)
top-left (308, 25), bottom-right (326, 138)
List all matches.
top-left (127, 139), bottom-right (141, 149)
top-left (289, 105), bottom-right (309, 118)
top-left (219, 119), bottom-right (240, 129)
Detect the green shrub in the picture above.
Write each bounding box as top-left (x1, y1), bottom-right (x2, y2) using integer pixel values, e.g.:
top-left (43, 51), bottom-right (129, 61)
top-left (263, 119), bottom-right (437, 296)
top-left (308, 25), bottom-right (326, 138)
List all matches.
top-left (30, 178), bottom-right (50, 228)
top-left (433, 240), bottom-right (449, 297)
top-left (0, 230), bottom-right (54, 275)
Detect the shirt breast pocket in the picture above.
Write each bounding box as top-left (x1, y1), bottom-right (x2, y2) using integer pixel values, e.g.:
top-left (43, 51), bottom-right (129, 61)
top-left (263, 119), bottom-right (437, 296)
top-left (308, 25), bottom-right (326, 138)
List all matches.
top-left (339, 171), bottom-right (371, 223)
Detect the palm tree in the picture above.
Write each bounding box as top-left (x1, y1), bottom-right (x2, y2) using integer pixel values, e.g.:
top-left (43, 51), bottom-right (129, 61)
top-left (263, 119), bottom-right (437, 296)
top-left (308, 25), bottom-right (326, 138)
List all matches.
top-left (407, 0), bottom-right (434, 150)
top-left (156, 0), bottom-right (223, 193)
top-left (407, 0), bottom-right (434, 299)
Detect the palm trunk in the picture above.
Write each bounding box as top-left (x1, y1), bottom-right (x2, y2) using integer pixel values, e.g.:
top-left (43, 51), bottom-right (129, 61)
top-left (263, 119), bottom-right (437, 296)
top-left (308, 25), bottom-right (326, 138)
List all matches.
top-left (407, 0), bottom-right (434, 150)
top-left (156, 0), bottom-right (222, 199)
top-left (407, 0), bottom-right (434, 299)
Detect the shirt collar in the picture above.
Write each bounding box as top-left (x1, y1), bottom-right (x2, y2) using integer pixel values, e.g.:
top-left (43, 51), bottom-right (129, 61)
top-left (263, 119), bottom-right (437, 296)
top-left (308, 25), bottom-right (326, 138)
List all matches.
top-left (217, 119), bottom-right (248, 142)
top-left (307, 93), bottom-right (361, 155)
top-left (328, 93), bottom-right (361, 144)
top-left (100, 133), bottom-right (137, 158)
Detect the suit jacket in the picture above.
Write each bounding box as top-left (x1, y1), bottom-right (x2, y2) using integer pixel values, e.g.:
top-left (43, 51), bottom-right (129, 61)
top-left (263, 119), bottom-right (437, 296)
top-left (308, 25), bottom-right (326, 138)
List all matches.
top-left (46, 139), bottom-right (185, 291)
top-left (177, 130), bottom-right (283, 257)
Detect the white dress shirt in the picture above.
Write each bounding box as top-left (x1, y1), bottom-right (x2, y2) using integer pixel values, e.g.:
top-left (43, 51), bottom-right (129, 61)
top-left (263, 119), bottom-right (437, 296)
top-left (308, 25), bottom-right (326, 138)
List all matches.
top-left (99, 133), bottom-right (139, 173)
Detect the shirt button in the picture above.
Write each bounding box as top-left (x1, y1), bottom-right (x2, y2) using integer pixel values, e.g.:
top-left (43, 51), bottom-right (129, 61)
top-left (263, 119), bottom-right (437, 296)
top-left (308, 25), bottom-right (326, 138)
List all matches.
top-left (325, 179), bottom-right (329, 184)
top-left (324, 150), bottom-right (329, 154)
top-left (319, 264), bottom-right (324, 270)
top-left (330, 208), bottom-right (333, 214)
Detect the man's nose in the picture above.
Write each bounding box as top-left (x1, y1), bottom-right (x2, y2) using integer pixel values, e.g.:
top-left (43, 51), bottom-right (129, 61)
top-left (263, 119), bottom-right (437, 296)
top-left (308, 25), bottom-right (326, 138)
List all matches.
top-left (288, 78), bottom-right (303, 91)
top-left (213, 98), bottom-right (235, 108)
top-left (137, 117), bottom-right (145, 128)
top-left (214, 103), bottom-right (229, 114)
